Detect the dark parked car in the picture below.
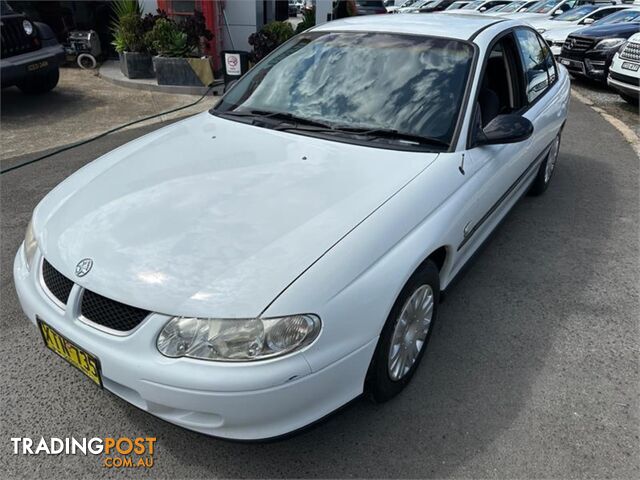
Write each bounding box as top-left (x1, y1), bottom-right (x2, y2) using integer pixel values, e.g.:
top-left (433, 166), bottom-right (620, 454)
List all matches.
top-left (559, 9), bottom-right (640, 82)
top-left (355, 0), bottom-right (388, 14)
top-left (0, 0), bottom-right (64, 93)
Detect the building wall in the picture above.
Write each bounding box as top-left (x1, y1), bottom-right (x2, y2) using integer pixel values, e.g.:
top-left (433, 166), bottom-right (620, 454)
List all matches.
top-left (140, 0), bottom-right (158, 15)
top-left (221, 0), bottom-right (261, 52)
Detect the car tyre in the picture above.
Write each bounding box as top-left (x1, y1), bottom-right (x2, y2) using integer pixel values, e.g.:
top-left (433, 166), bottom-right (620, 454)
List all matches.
top-left (365, 259), bottom-right (440, 403)
top-left (529, 132), bottom-right (561, 196)
top-left (17, 67), bottom-right (60, 94)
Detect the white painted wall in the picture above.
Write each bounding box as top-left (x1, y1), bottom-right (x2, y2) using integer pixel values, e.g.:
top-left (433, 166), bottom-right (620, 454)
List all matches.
top-left (221, 0), bottom-right (261, 52)
top-left (139, 0), bottom-right (158, 15)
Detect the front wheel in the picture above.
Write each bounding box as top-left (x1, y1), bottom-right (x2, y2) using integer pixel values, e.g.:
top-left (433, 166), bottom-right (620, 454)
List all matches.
top-left (365, 260), bottom-right (440, 402)
top-left (529, 132), bottom-right (561, 196)
top-left (17, 67), bottom-right (59, 94)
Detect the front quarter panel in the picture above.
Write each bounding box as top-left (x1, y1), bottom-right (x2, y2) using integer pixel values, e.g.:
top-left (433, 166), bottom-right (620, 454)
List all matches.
top-left (264, 151), bottom-right (473, 374)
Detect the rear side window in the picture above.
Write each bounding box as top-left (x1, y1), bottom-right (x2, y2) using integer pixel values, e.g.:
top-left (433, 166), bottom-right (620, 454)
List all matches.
top-left (515, 28), bottom-right (556, 104)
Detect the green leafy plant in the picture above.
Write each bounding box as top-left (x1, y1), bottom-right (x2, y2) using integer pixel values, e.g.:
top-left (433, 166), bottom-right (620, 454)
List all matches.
top-left (112, 13), bottom-right (146, 53)
top-left (181, 10), bottom-right (213, 53)
top-left (296, 6), bottom-right (316, 34)
top-left (110, 0), bottom-right (142, 32)
top-left (248, 21), bottom-right (295, 63)
top-left (144, 18), bottom-right (189, 57)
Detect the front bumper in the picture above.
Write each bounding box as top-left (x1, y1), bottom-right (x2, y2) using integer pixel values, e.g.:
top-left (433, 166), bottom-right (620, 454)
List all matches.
top-left (0, 44), bottom-right (64, 87)
top-left (14, 247), bottom-right (375, 440)
top-left (558, 48), bottom-right (614, 82)
top-left (608, 73), bottom-right (640, 99)
top-left (607, 55), bottom-right (640, 99)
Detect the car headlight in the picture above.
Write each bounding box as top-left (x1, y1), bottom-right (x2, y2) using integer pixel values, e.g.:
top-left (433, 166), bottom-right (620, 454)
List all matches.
top-left (157, 314), bottom-right (321, 361)
top-left (23, 219), bottom-right (38, 271)
top-left (22, 20), bottom-right (33, 36)
top-left (592, 38), bottom-right (625, 51)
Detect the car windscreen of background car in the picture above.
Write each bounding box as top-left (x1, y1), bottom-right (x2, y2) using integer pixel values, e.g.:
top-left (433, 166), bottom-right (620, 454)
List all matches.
top-left (594, 9), bottom-right (640, 24)
top-left (553, 5), bottom-right (597, 21)
top-left (526, 0), bottom-right (561, 14)
top-left (214, 32), bottom-right (474, 147)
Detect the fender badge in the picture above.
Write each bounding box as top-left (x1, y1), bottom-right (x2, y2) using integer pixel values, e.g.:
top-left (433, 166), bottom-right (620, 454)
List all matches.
top-left (75, 258), bottom-right (93, 277)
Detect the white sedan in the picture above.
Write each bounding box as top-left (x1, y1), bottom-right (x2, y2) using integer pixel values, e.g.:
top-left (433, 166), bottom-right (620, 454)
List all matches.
top-left (530, 4), bottom-right (630, 33)
top-left (14, 13), bottom-right (570, 440)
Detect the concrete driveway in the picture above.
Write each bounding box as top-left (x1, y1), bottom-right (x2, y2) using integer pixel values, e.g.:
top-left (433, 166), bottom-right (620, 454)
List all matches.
top-left (0, 97), bottom-right (638, 478)
top-left (0, 68), bottom-right (214, 161)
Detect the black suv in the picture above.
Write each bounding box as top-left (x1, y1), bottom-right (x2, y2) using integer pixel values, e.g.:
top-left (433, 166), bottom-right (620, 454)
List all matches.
top-left (559, 10), bottom-right (640, 82)
top-left (1, 0), bottom-right (64, 93)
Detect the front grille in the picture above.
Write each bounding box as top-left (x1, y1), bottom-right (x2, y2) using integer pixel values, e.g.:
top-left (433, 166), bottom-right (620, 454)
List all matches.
top-left (620, 42), bottom-right (640, 62)
top-left (0, 16), bottom-right (40, 59)
top-left (41, 259), bottom-right (74, 306)
top-left (610, 70), bottom-right (640, 86)
top-left (80, 289), bottom-right (150, 333)
top-left (562, 36), bottom-right (595, 53)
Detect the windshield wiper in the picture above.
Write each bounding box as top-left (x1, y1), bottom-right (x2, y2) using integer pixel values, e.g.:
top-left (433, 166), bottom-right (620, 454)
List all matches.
top-left (218, 109), bottom-right (449, 149)
top-left (218, 109), bottom-right (336, 129)
top-left (276, 124), bottom-right (450, 148)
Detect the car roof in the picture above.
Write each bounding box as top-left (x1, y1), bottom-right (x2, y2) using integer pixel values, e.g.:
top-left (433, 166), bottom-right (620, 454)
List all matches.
top-left (312, 11), bottom-right (506, 40)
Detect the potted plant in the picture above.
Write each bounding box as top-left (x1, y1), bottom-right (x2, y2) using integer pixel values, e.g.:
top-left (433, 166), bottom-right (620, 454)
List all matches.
top-left (248, 21), bottom-right (295, 63)
top-left (145, 12), bottom-right (214, 87)
top-left (111, 1), bottom-right (154, 79)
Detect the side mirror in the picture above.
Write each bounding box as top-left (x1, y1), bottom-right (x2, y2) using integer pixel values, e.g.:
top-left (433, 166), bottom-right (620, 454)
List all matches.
top-left (476, 114), bottom-right (534, 146)
top-left (553, 9), bottom-right (563, 15)
top-left (479, 6), bottom-right (487, 11)
top-left (581, 17), bottom-right (594, 24)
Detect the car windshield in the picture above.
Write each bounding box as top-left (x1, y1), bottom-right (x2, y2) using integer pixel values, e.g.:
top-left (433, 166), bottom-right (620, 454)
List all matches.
top-left (213, 32), bottom-right (475, 150)
top-left (500, 1), bottom-right (527, 12)
top-left (526, 0), bottom-right (561, 14)
top-left (413, 0), bottom-right (433, 7)
top-left (594, 9), bottom-right (640, 24)
top-left (486, 3), bottom-right (513, 12)
top-left (461, 1), bottom-right (484, 9)
top-left (400, 0), bottom-right (420, 6)
top-left (446, 1), bottom-right (470, 9)
top-left (553, 5), bottom-right (597, 21)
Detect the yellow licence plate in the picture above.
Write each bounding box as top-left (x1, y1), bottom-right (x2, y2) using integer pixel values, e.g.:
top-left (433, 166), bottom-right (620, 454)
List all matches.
top-left (37, 318), bottom-right (102, 387)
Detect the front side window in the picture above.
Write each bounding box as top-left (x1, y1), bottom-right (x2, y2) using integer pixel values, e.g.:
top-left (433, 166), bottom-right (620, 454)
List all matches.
top-left (214, 32), bottom-right (475, 149)
top-left (515, 29), bottom-right (552, 103)
top-left (525, 0), bottom-right (561, 14)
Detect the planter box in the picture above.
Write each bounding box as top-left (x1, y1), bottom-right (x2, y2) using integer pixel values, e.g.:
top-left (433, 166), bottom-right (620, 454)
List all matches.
top-left (153, 56), bottom-right (214, 86)
top-left (119, 52), bottom-right (154, 79)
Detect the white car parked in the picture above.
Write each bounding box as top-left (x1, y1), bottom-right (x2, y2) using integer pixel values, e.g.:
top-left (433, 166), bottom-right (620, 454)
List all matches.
top-left (530, 4), bottom-right (629, 34)
top-left (491, 0), bottom-right (539, 14)
top-left (14, 13), bottom-right (570, 440)
top-left (444, 0), bottom-right (512, 13)
top-left (608, 32), bottom-right (640, 103)
top-left (531, 4), bottom-right (630, 54)
top-left (506, 0), bottom-right (617, 21)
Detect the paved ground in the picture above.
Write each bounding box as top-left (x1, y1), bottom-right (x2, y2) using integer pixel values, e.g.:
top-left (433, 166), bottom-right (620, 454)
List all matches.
top-left (1, 90), bottom-right (639, 477)
top-left (572, 76), bottom-right (640, 138)
top-left (0, 67), bottom-right (216, 161)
